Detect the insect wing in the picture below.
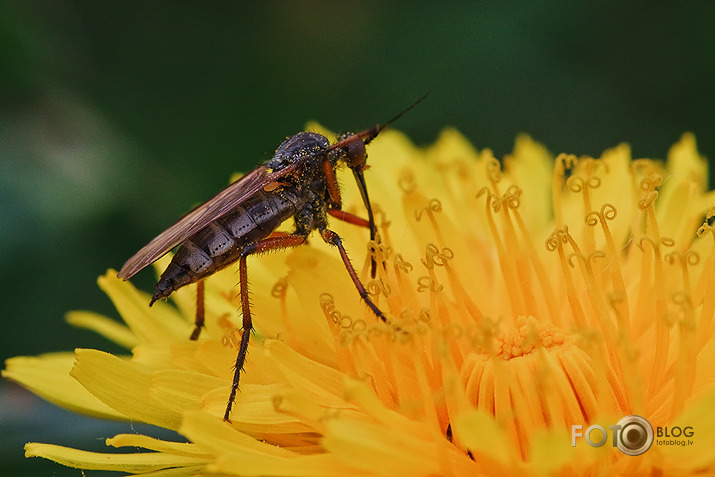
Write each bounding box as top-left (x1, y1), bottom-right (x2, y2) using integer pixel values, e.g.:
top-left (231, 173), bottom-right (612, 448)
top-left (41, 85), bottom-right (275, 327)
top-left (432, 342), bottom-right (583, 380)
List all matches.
top-left (118, 162), bottom-right (300, 279)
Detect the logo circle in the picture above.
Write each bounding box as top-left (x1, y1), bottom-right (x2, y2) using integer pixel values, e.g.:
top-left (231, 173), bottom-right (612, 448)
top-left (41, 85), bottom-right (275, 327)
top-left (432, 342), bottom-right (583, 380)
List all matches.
top-left (616, 415), bottom-right (653, 456)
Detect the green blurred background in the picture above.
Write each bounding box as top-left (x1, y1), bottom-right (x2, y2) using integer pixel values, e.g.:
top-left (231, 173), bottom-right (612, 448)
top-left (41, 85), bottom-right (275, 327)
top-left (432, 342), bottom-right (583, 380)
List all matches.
top-left (1, 1), bottom-right (713, 475)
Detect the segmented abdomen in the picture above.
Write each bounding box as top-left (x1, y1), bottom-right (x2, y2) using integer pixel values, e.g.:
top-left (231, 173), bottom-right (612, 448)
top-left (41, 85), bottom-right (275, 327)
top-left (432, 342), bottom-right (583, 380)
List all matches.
top-left (151, 188), bottom-right (301, 303)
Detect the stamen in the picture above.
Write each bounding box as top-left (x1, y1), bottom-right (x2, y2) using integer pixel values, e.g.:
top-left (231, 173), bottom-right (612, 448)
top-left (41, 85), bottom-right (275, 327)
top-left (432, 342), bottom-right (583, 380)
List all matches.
top-left (496, 190), bottom-right (539, 320)
top-left (511, 203), bottom-right (560, 325)
top-left (567, 174), bottom-right (601, 253)
top-left (546, 227), bottom-right (587, 328)
top-left (669, 292), bottom-right (697, 419)
top-left (477, 188), bottom-right (523, 324)
top-left (585, 204), bottom-right (630, 333)
top-left (414, 199), bottom-right (445, 245)
top-left (552, 153), bottom-right (578, 227)
top-left (637, 184), bottom-right (672, 395)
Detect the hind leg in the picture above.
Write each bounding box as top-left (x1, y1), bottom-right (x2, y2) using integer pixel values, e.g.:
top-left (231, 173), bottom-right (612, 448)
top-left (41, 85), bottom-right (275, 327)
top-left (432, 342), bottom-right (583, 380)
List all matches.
top-left (189, 280), bottom-right (205, 340)
top-left (223, 234), bottom-right (307, 422)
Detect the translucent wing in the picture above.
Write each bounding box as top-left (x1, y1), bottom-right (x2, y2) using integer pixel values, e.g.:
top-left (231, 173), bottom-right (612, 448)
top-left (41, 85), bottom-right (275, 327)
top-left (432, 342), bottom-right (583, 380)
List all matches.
top-left (118, 162), bottom-right (301, 279)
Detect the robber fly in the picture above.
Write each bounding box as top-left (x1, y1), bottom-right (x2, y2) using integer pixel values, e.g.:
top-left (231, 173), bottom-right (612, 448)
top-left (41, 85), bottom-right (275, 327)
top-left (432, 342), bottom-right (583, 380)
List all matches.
top-left (118, 95), bottom-right (426, 421)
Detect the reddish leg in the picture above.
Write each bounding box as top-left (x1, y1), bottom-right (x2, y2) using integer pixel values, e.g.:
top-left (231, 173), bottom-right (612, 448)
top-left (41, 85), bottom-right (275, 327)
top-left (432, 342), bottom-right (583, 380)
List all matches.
top-left (320, 228), bottom-right (386, 323)
top-left (224, 234), bottom-right (306, 422)
top-left (189, 280), bottom-right (205, 340)
top-left (328, 208), bottom-right (371, 228)
top-left (328, 207), bottom-right (383, 279)
top-left (322, 159), bottom-right (342, 210)
top-left (322, 158), bottom-right (379, 278)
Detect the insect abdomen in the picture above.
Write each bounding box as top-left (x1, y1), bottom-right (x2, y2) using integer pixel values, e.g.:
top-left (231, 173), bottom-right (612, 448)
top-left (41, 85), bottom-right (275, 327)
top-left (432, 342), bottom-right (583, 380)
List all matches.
top-left (151, 188), bottom-right (301, 303)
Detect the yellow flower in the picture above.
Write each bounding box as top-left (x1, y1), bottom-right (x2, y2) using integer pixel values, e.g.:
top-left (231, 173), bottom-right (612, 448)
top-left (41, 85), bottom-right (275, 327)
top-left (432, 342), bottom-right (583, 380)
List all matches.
top-left (4, 126), bottom-right (715, 476)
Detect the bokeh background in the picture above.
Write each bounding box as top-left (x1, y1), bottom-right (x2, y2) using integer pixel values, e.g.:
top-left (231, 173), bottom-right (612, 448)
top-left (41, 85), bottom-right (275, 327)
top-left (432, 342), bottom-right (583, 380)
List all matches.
top-left (1, 1), bottom-right (713, 475)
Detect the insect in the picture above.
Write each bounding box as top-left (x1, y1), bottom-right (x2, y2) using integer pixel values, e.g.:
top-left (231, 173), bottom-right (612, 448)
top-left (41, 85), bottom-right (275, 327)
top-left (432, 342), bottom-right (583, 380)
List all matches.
top-left (118, 95), bottom-right (426, 421)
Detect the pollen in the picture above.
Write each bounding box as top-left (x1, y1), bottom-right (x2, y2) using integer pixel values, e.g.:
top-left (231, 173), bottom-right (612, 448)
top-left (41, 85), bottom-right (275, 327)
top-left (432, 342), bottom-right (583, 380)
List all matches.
top-left (492, 317), bottom-right (567, 360)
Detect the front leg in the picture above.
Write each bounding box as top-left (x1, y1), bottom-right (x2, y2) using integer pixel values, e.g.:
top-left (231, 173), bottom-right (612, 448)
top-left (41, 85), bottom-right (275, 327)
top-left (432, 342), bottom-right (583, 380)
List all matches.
top-left (323, 160), bottom-right (379, 278)
top-left (319, 228), bottom-right (386, 323)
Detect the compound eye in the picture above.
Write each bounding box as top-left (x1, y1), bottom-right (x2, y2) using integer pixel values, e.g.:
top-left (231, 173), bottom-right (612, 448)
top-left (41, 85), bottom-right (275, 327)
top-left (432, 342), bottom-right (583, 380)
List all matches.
top-left (344, 139), bottom-right (367, 168)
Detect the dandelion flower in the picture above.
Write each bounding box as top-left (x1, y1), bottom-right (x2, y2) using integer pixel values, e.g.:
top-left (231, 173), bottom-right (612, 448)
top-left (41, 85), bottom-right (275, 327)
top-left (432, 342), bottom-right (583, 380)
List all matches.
top-left (4, 126), bottom-right (715, 475)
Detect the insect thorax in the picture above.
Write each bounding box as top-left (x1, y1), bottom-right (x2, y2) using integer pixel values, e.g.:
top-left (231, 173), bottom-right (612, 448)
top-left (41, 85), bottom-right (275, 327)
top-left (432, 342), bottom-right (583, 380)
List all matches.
top-left (268, 132), bottom-right (331, 171)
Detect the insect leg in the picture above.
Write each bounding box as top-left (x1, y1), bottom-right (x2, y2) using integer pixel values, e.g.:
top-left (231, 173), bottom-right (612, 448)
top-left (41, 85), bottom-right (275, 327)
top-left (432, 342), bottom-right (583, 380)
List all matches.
top-left (189, 280), bottom-right (205, 340)
top-left (328, 208), bottom-right (370, 228)
top-left (224, 234), bottom-right (307, 422)
top-left (327, 208), bottom-right (388, 278)
top-left (322, 157), bottom-right (380, 278)
top-left (319, 228), bottom-right (386, 323)
top-left (321, 159), bottom-right (342, 210)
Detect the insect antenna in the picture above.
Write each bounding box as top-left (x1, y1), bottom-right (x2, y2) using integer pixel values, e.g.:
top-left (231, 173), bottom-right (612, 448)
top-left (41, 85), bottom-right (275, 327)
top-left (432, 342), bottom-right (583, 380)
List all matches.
top-left (326, 93), bottom-right (428, 277)
top-left (364, 91), bottom-right (430, 145)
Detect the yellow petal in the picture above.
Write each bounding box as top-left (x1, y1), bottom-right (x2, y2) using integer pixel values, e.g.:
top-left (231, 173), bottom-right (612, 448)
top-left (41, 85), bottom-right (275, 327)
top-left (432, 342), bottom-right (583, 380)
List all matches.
top-left (66, 310), bottom-right (139, 349)
top-left (70, 348), bottom-right (181, 429)
top-left (98, 270), bottom-right (190, 344)
top-left (3, 353), bottom-right (123, 419)
top-left (107, 433), bottom-right (211, 458)
top-left (25, 442), bottom-right (207, 473)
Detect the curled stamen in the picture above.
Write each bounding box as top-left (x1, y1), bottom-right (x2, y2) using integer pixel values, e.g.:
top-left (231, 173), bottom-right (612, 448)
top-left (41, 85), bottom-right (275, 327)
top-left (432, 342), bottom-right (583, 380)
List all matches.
top-left (417, 276), bottom-right (443, 293)
top-left (638, 191), bottom-right (659, 210)
top-left (394, 253), bottom-right (413, 273)
top-left (492, 191), bottom-right (521, 212)
top-left (421, 243), bottom-right (454, 270)
top-left (602, 203), bottom-right (617, 221)
top-left (320, 293), bottom-right (352, 328)
top-left (546, 232), bottom-right (560, 252)
top-left (665, 250), bottom-right (700, 267)
top-left (640, 174), bottom-right (664, 192)
top-left (319, 293), bottom-right (334, 308)
top-left (396, 309), bottom-right (430, 337)
top-left (585, 203), bottom-right (618, 227)
top-left (505, 185), bottom-right (523, 197)
top-left (636, 236), bottom-right (675, 252)
top-left (271, 277), bottom-right (288, 298)
top-left (415, 198), bottom-right (442, 222)
top-left (476, 186), bottom-right (494, 202)
top-left (366, 279), bottom-right (391, 297)
top-left (221, 328), bottom-right (242, 349)
top-left (371, 203), bottom-right (391, 230)
top-left (697, 223), bottom-right (715, 240)
top-left (368, 241), bottom-right (392, 269)
top-left (567, 175), bottom-right (601, 193)
top-left (546, 226), bottom-right (570, 251)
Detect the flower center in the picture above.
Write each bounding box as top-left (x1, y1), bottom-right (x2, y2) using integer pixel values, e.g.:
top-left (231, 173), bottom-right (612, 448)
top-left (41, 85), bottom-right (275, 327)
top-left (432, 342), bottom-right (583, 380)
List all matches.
top-left (492, 316), bottom-right (567, 360)
top-left (459, 317), bottom-right (612, 459)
